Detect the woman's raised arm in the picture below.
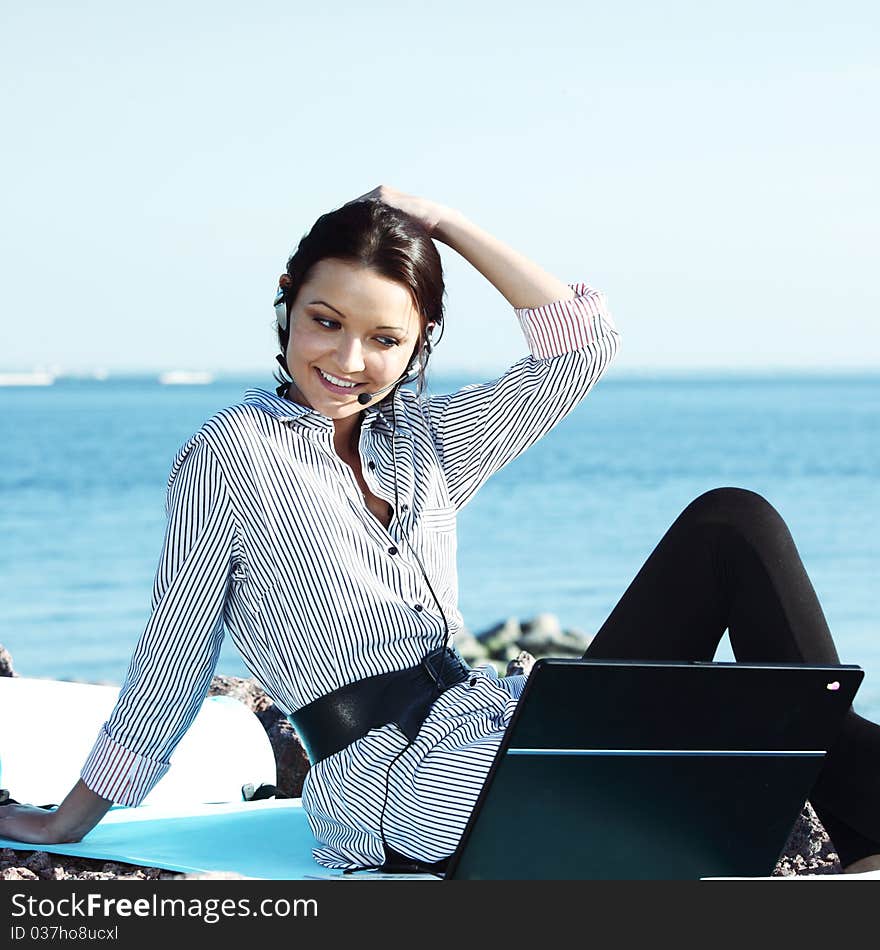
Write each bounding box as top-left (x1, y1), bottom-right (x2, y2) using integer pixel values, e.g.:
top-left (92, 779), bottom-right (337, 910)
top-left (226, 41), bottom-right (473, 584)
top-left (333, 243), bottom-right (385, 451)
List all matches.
top-left (350, 185), bottom-right (576, 310)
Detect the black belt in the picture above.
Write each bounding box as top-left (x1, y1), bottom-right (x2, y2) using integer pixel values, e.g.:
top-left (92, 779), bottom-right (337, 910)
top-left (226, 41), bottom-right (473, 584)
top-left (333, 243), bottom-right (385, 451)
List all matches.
top-left (288, 646), bottom-right (471, 766)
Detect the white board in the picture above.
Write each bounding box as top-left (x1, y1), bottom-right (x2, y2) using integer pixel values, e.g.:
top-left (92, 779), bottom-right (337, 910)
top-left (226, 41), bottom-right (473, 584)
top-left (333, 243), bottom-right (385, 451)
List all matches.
top-left (0, 677), bottom-right (276, 807)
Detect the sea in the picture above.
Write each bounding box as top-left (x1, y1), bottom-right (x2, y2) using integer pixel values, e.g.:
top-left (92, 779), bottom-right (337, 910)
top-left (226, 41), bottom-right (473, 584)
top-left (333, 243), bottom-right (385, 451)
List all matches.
top-left (1, 372), bottom-right (878, 722)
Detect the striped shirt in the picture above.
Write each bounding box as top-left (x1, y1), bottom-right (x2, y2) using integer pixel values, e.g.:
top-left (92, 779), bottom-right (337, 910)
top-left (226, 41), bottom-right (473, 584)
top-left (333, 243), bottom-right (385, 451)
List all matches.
top-left (81, 283), bottom-right (620, 868)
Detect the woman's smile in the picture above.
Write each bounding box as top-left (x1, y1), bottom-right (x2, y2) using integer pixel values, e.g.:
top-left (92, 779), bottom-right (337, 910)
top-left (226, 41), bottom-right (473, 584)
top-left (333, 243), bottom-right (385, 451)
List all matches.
top-left (314, 366), bottom-right (367, 395)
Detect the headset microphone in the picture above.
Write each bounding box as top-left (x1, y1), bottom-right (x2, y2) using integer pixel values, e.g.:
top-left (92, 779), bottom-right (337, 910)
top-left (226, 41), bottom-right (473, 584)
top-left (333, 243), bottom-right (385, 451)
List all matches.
top-left (356, 368), bottom-right (417, 405)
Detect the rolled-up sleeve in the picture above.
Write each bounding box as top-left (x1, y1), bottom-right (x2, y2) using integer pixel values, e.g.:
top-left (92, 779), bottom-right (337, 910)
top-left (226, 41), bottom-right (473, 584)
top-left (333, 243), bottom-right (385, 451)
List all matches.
top-left (422, 283), bottom-right (620, 509)
top-left (80, 433), bottom-right (235, 805)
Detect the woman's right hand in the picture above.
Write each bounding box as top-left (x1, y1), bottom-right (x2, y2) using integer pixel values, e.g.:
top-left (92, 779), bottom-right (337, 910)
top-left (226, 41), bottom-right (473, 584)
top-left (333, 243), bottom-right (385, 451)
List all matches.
top-left (0, 780), bottom-right (113, 844)
top-left (0, 801), bottom-right (70, 844)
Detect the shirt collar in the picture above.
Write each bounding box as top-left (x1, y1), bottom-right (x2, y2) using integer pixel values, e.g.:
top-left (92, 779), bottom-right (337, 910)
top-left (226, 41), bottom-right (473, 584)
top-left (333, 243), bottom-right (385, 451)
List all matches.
top-left (242, 388), bottom-right (411, 438)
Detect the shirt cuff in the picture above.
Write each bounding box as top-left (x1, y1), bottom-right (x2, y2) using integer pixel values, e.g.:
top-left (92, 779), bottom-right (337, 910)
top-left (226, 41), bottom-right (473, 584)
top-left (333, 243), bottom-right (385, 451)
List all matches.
top-left (515, 283), bottom-right (618, 359)
top-left (80, 724), bottom-right (171, 806)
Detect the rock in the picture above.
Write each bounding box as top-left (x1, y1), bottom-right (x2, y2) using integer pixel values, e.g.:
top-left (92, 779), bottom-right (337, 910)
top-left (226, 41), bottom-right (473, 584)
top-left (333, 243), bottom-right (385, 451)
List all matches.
top-left (256, 715), bottom-right (310, 798)
top-left (0, 643), bottom-right (16, 677)
top-left (567, 627), bottom-right (594, 652)
top-left (22, 851), bottom-right (52, 873)
top-left (774, 801), bottom-right (841, 875)
top-left (1, 867), bottom-right (38, 880)
top-left (454, 628), bottom-right (489, 664)
top-left (0, 849), bottom-right (181, 882)
top-left (473, 614), bottom-right (591, 666)
top-left (519, 615), bottom-right (589, 656)
top-left (208, 674), bottom-right (275, 715)
top-left (472, 614), bottom-right (584, 675)
top-left (209, 674), bottom-right (310, 798)
top-left (477, 617), bottom-right (522, 653)
top-left (522, 613), bottom-right (562, 638)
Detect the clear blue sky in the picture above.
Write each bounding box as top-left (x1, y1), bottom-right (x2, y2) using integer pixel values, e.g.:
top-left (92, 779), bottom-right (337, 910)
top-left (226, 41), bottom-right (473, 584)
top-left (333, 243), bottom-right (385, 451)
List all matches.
top-left (1, 0), bottom-right (878, 375)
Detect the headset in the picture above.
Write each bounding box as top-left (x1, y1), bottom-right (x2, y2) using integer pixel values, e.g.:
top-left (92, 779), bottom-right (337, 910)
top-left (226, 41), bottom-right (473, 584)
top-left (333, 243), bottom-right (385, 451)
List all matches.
top-left (274, 279), bottom-right (453, 873)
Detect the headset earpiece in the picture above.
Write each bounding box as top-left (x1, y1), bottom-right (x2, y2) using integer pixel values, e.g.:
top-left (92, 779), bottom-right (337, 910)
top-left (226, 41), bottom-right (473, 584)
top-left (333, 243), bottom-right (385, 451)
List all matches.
top-left (274, 274), bottom-right (294, 332)
top-left (274, 286), bottom-right (288, 332)
top-left (423, 322), bottom-right (437, 356)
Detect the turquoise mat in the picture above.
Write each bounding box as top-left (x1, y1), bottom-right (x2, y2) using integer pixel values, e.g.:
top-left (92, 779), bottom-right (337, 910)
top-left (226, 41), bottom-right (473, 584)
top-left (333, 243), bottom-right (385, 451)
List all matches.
top-left (4, 803), bottom-right (877, 880)
top-left (0, 799), bottom-right (419, 880)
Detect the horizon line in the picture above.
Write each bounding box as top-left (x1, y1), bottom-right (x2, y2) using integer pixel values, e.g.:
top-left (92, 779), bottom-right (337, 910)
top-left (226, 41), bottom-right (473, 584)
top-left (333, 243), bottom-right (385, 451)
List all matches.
top-left (3, 366), bottom-right (880, 381)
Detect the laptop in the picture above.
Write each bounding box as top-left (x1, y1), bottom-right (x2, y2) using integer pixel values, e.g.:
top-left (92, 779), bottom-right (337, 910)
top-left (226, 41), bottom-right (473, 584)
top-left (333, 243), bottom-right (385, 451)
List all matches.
top-left (443, 659), bottom-right (863, 880)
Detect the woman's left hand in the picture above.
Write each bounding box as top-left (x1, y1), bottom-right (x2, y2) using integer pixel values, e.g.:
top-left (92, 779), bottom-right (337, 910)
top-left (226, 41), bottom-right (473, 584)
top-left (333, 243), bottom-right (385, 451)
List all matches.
top-left (346, 185), bottom-right (452, 237)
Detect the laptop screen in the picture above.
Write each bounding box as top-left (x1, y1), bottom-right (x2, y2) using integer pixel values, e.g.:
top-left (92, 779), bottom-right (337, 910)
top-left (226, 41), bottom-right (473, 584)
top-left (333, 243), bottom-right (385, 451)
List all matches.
top-left (445, 659), bottom-right (862, 880)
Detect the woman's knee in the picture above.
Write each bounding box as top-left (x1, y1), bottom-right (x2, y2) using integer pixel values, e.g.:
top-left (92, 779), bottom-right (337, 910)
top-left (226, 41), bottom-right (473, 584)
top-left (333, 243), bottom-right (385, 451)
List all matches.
top-left (677, 487), bottom-right (785, 534)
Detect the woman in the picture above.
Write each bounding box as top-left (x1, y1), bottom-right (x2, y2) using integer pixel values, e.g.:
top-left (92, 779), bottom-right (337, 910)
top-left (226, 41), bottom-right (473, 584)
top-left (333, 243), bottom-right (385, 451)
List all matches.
top-left (1, 187), bottom-right (878, 874)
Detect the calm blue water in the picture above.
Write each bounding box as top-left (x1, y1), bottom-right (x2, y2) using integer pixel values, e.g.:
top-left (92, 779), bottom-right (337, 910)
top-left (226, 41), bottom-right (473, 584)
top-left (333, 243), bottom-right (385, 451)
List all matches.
top-left (1, 373), bottom-right (878, 720)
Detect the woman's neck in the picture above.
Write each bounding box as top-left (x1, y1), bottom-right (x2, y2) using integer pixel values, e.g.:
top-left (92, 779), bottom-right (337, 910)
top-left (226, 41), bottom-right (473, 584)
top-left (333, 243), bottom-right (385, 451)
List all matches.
top-left (332, 413), bottom-right (363, 460)
top-left (282, 383), bottom-right (363, 459)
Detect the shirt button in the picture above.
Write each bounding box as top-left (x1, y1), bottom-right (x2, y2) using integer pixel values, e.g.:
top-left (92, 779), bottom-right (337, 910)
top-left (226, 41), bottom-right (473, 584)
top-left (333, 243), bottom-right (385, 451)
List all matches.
top-left (414, 604), bottom-right (423, 612)
top-left (388, 546), bottom-right (398, 556)
top-left (469, 677), bottom-right (478, 687)
top-left (367, 461), bottom-right (376, 470)
top-left (401, 504), bottom-right (409, 513)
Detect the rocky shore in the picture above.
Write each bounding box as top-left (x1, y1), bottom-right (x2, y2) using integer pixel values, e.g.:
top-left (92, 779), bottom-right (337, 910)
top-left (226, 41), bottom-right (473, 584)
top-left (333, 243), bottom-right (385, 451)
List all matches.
top-left (0, 626), bottom-right (843, 880)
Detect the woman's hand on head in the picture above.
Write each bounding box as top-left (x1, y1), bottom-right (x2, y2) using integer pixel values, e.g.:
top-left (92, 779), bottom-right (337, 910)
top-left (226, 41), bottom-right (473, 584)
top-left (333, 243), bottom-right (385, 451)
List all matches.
top-left (346, 185), bottom-right (453, 237)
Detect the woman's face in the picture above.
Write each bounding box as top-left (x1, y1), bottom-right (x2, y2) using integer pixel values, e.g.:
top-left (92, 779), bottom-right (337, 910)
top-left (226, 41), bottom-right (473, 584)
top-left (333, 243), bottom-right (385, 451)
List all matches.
top-left (284, 257), bottom-right (423, 424)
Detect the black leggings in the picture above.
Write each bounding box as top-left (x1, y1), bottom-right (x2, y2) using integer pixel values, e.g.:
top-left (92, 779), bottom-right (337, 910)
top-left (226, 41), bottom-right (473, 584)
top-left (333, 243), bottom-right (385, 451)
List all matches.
top-left (582, 487), bottom-right (880, 867)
